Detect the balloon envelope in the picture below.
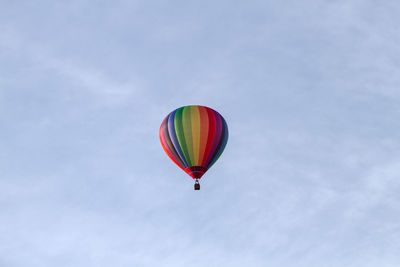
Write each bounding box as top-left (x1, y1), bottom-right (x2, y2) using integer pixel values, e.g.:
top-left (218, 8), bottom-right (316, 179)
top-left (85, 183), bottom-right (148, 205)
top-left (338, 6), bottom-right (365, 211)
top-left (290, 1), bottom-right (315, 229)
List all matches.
top-left (159, 105), bottom-right (228, 179)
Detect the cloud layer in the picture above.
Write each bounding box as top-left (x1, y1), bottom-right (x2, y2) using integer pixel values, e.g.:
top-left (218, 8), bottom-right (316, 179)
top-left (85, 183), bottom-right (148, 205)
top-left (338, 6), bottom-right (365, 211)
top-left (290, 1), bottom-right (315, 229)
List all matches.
top-left (1, 0), bottom-right (400, 266)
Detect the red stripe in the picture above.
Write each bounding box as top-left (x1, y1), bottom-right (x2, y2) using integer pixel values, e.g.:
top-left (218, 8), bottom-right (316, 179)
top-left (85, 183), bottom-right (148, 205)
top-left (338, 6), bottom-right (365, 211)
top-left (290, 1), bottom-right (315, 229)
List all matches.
top-left (200, 108), bottom-right (216, 166)
top-left (204, 111), bottom-right (222, 167)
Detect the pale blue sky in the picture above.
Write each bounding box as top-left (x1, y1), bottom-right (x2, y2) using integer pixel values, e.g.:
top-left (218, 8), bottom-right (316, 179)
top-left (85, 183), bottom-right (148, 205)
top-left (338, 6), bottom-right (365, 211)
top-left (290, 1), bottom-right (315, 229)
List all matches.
top-left (1, 0), bottom-right (400, 266)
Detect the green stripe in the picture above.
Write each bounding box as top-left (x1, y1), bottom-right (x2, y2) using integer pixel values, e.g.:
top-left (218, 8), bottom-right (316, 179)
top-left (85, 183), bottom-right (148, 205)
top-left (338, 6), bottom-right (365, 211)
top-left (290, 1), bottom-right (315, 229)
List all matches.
top-left (182, 106), bottom-right (194, 166)
top-left (174, 107), bottom-right (192, 166)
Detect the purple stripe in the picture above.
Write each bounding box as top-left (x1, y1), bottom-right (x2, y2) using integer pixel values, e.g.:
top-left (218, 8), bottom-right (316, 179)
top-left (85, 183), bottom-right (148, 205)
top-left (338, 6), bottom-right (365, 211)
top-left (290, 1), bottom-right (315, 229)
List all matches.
top-left (162, 116), bottom-right (186, 168)
top-left (168, 109), bottom-right (189, 167)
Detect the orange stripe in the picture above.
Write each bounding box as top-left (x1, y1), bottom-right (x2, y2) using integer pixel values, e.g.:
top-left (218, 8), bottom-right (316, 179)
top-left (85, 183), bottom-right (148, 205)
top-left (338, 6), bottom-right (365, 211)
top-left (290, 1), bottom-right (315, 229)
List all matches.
top-left (191, 106), bottom-right (201, 165)
top-left (182, 106), bottom-right (194, 165)
top-left (198, 106), bottom-right (209, 166)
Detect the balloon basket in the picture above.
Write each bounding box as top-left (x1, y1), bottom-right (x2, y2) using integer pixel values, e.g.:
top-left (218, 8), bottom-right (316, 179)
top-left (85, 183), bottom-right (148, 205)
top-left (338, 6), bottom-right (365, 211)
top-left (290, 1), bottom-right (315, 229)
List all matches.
top-left (194, 180), bottom-right (200, 190)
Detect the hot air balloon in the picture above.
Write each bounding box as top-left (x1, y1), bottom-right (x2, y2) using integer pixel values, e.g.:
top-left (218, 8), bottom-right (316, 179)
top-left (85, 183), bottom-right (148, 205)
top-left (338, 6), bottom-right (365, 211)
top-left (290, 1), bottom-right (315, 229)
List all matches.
top-left (159, 105), bottom-right (228, 190)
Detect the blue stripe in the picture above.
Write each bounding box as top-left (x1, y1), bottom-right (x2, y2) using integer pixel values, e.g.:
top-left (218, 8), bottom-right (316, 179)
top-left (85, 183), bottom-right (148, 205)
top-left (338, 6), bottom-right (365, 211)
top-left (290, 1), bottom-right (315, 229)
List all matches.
top-left (168, 109), bottom-right (189, 167)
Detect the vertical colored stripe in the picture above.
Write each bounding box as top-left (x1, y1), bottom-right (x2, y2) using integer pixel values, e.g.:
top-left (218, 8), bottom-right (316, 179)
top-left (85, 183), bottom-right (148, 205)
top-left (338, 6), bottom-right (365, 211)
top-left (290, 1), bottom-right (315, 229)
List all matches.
top-left (205, 110), bottom-right (222, 167)
top-left (182, 106), bottom-right (194, 166)
top-left (168, 110), bottom-right (188, 167)
top-left (162, 117), bottom-right (183, 165)
top-left (207, 116), bottom-right (228, 168)
top-left (159, 117), bottom-right (185, 170)
top-left (191, 106), bottom-right (201, 165)
top-left (198, 106), bottom-right (209, 166)
top-left (201, 108), bottom-right (216, 166)
top-left (174, 108), bottom-right (191, 166)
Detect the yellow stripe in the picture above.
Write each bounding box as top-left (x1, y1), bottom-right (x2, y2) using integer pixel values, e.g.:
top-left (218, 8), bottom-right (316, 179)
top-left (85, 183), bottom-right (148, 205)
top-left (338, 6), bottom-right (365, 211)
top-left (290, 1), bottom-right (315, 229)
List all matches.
top-left (198, 106), bottom-right (209, 165)
top-left (182, 106), bottom-right (194, 165)
top-left (191, 106), bottom-right (201, 165)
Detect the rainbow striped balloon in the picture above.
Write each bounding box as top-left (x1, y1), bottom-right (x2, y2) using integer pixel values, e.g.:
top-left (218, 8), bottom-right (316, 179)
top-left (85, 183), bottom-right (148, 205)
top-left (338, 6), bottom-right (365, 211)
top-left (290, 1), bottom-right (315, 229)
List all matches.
top-left (159, 105), bottom-right (228, 180)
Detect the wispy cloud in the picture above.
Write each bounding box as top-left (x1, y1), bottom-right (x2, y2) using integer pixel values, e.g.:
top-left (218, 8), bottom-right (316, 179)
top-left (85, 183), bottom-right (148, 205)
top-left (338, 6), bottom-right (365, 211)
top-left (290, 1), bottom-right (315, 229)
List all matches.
top-left (0, 27), bottom-right (141, 107)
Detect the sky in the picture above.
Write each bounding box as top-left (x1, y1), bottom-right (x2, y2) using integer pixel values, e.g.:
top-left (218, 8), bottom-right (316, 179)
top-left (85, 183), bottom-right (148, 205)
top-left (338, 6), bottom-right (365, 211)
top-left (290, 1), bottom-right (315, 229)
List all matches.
top-left (1, 0), bottom-right (400, 266)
